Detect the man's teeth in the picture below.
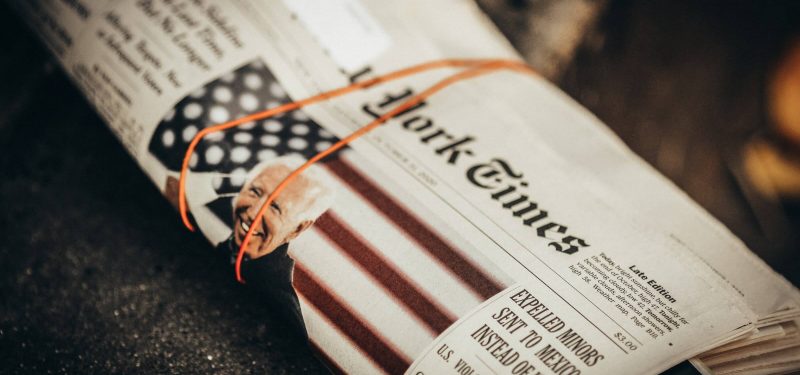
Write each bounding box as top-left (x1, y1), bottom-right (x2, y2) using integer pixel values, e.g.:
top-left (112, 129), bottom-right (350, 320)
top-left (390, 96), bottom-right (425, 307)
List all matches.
top-left (240, 220), bottom-right (265, 237)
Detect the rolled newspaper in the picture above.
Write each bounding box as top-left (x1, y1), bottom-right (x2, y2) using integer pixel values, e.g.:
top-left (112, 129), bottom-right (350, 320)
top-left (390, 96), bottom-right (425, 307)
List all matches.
top-left (9, 1), bottom-right (799, 374)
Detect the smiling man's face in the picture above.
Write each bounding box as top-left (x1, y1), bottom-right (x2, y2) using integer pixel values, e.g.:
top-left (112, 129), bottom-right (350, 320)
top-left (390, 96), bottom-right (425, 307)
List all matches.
top-left (233, 164), bottom-right (322, 259)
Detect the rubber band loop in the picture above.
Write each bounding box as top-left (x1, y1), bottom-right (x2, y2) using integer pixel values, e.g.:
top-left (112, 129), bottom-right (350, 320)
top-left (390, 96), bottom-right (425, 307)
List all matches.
top-left (178, 59), bottom-right (537, 283)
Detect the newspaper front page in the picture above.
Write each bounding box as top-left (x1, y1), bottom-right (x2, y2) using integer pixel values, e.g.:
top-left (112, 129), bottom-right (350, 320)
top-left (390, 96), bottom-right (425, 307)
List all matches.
top-left (10, 0), bottom-right (799, 374)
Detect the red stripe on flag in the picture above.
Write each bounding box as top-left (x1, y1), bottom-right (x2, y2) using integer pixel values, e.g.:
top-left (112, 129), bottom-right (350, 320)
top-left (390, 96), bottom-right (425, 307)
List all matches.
top-left (325, 157), bottom-right (504, 299)
top-left (316, 212), bottom-right (456, 333)
top-left (294, 265), bottom-right (410, 374)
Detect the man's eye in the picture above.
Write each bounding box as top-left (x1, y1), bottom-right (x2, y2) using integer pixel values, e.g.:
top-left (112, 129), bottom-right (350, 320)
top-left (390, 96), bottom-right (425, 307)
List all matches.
top-left (270, 202), bottom-right (282, 214)
top-left (249, 187), bottom-right (262, 197)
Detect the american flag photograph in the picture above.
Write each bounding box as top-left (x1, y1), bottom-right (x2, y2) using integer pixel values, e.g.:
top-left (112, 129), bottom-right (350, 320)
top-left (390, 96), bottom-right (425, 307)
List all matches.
top-left (146, 59), bottom-right (512, 374)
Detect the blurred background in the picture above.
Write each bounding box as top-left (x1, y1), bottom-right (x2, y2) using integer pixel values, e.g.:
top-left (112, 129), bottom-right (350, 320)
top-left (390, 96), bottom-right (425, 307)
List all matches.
top-left (1, 0), bottom-right (799, 373)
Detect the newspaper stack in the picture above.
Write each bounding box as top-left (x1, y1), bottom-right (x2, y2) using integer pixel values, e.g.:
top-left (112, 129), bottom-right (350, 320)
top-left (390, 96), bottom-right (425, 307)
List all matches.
top-left (9, 0), bottom-right (799, 374)
top-left (694, 321), bottom-right (800, 374)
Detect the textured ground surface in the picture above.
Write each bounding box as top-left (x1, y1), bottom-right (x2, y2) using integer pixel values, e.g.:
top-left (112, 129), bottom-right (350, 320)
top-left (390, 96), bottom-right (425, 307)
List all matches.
top-left (1, 1), bottom-right (798, 374)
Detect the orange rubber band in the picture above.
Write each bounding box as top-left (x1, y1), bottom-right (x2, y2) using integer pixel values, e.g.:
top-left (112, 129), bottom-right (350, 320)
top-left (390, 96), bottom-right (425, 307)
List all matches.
top-left (178, 59), bottom-right (537, 283)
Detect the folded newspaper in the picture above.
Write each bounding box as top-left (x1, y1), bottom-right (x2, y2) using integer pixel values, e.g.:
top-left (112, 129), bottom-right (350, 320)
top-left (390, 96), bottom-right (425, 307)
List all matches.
top-left (10, 0), bottom-right (800, 374)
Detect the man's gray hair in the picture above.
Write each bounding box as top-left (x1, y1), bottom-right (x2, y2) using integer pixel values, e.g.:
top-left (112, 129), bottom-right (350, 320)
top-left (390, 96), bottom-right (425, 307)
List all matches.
top-left (241, 155), bottom-right (335, 223)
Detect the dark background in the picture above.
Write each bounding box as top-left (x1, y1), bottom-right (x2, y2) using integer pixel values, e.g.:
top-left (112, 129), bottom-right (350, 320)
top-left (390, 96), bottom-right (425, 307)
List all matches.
top-left (1, 1), bottom-right (798, 374)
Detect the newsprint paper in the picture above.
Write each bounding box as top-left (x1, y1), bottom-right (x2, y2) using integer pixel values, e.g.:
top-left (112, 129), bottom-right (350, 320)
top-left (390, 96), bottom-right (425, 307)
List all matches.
top-left (9, 0), bottom-right (800, 374)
